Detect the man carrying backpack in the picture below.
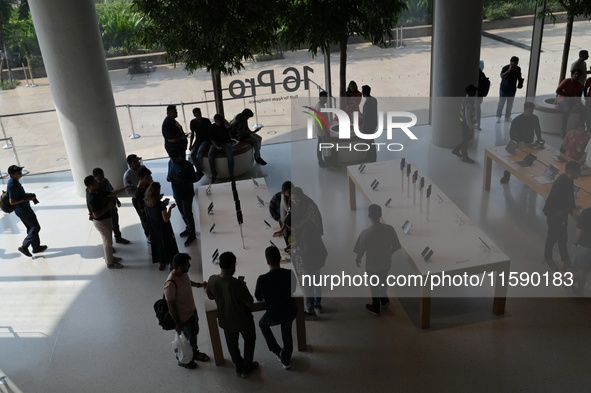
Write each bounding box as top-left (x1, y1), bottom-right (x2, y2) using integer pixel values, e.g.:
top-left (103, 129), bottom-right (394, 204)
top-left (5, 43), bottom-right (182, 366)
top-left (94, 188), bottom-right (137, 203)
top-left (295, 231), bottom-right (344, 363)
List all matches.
top-left (477, 60), bottom-right (491, 130)
top-left (6, 165), bottom-right (47, 257)
top-left (164, 253), bottom-right (210, 369)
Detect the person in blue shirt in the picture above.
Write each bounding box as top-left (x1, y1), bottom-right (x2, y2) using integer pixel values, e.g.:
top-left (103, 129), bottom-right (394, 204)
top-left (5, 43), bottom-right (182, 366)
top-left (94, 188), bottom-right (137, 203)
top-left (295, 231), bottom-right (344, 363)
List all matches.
top-left (167, 148), bottom-right (197, 246)
top-left (7, 165), bottom-right (46, 257)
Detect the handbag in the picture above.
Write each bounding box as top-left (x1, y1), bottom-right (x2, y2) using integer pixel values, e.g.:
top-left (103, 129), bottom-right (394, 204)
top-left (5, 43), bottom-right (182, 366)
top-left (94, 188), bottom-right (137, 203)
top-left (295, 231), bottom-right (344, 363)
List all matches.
top-left (173, 332), bottom-right (193, 364)
top-left (154, 280), bottom-right (176, 330)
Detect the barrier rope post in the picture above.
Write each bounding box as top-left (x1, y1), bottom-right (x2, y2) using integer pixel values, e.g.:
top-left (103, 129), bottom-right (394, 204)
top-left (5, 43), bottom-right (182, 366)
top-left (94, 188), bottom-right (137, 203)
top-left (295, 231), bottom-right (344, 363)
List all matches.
top-left (0, 118), bottom-right (12, 149)
top-left (127, 105), bottom-right (141, 139)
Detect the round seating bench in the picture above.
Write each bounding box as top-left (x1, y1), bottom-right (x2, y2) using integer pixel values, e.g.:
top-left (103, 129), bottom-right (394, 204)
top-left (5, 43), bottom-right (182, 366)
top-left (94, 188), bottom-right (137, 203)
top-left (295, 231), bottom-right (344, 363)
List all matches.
top-left (533, 94), bottom-right (580, 135)
top-left (327, 124), bottom-right (369, 165)
top-left (202, 141), bottom-right (253, 179)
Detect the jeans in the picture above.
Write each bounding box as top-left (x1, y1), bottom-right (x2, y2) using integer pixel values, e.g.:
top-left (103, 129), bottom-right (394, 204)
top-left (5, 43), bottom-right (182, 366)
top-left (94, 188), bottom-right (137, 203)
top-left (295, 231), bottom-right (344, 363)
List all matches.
top-left (303, 268), bottom-right (322, 313)
top-left (559, 99), bottom-right (581, 135)
top-left (223, 320), bottom-right (256, 371)
top-left (367, 269), bottom-right (389, 309)
top-left (496, 90), bottom-right (515, 119)
top-left (258, 313), bottom-right (295, 362)
top-left (453, 122), bottom-right (474, 158)
top-left (175, 197), bottom-right (195, 237)
top-left (208, 143), bottom-right (234, 177)
top-left (15, 208), bottom-right (41, 249)
top-left (190, 142), bottom-right (210, 173)
top-left (476, 97), bottom-right (483, 127)
top-left (244, 133), bottom-right (262, 159)
top-left (544, 215), bottom-right (570, 263)
top-left (111, 206), bottom-right (121, 239)
top-left (180, 311), bottom-right (199, 356)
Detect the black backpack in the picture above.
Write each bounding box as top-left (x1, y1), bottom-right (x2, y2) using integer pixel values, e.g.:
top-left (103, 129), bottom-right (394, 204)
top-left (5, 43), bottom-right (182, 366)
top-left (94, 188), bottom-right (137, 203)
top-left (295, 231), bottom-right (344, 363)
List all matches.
top-left (154, 280), bottom-right (176, 330)
top-left (0, 190), bottom-right (15, 214)
top-left (478, 70), bottom-right (491, 97)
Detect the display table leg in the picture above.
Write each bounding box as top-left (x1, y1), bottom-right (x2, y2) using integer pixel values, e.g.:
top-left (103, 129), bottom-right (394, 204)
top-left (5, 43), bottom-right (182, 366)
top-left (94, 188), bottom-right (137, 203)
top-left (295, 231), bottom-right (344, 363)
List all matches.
top-left (295, 297), bottom-right (307, 351)
top-left (493, 267), bottom-right (509, 315)
top-left (206, 309), bottom-right (225, 366)
top-left (349, 175), bottom-right (357, 210)
top-left (419, 283), bottom-right (431, 329)
top-left (483, 152), bottom-right (492, 191)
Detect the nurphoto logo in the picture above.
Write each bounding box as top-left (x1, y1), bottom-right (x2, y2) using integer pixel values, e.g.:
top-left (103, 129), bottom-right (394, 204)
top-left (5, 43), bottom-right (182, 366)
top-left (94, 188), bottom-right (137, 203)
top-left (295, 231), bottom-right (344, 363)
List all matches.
top-left (303, 107), bottom-right (418, 153)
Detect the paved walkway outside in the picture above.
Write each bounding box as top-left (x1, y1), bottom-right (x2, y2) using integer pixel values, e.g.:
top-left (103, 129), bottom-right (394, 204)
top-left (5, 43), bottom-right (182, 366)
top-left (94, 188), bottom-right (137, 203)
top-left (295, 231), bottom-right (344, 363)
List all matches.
top-left (0, 20), bottom-right (589, 174)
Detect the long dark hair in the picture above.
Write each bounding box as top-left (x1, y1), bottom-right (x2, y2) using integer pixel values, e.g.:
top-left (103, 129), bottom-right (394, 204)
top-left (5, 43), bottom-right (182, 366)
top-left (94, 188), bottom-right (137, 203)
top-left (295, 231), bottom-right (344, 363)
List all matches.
top-left (144, 182), bottom-right (162, 208)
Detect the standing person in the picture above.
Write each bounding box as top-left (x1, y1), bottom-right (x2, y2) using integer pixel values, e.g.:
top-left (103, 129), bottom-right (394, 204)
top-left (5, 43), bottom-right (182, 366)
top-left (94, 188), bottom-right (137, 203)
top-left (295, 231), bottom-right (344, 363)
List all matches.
top-left (269, 181), bottom-right (292, 246)
top-left (162, 105), bottom-right (188, 155)
top-left (556, 70), bottom-right (584, 137)
top-left (163, 253), bottom-right (210, 369)
top-left (496, 56), bottom-right (524, 123)
top-left (561, 123), bottom-right (590, 164)
top-left (93, 167), bottom-right (130, 245)
top-left (584, 72), bottom-right (591, 131)
top-left (361, 85), bottom-right (378, 163)
top-left (144, 182), bottom-right (179, 271)
top-left (167, 148), bottom-right (197, 246)
top-left (452, 85), bottom-right (478, 164)
top-left (353, 204), bottom-right (401, 316)
top-left (255, 246), bottom-right (297, 370)
top-left (123, 154), bottom-right (148, 237)
top-left (188, 107), bottom-right (212, 181)
top-left (7, 165), bottom-right (46, 257)
top-left (206, 252), bottom-right (258, 378)
top-left (134, 166), bottom-right (152, 241)
top-left (231, 108), bottom-right (266, 165)
top-left (314, 91), bottom-right (330, 167)
top-left (570, 50), bottom-right (589, 87)
top-left (290, 187), bottom-right (327, 320)
top-left (500, 102), bottom-right (543, 184)
top-left (345, 80), bottom-right (362, 118)
top-left (543, 161), bottom-right (581, 272)
top-left (209, 114), bottom-right (235, 183)
top-left (570, 207), bottom-right (591, 296)
top-left (476, 60), bottom-right (491, 130)
top-left (84, 175), bottom-right (128, 269)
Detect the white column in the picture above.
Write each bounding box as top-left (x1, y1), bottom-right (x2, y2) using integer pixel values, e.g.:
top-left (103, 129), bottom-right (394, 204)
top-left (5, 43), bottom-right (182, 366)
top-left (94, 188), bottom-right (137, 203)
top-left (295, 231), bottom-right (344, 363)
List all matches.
top-left (28, 0), bottom-right (126, 195)
top-left (430, 0), bottom-right (484, 148)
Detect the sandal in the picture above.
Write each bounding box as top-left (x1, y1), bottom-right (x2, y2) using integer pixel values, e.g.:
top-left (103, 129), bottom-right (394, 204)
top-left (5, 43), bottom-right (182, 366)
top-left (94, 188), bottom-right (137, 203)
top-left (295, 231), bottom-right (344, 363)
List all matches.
top-left (193, 351), bottom-right (210, 362)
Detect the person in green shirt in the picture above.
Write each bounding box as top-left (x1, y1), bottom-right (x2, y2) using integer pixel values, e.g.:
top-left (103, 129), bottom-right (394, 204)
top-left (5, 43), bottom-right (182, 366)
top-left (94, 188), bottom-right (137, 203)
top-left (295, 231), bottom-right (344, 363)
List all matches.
top-left (207, 252), bottom-right (258, 378)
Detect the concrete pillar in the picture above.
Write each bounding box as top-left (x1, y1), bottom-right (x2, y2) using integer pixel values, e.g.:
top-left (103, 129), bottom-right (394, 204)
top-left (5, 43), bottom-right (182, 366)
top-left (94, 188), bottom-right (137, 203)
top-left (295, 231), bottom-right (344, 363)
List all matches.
top-left (28, 0), bottom-right (126, 195)
top-left (430, 0), bottom-right (484, 148)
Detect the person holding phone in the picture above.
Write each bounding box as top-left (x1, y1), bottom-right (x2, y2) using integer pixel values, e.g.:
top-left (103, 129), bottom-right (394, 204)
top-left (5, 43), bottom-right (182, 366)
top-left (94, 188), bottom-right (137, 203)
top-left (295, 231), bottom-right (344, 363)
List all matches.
top-left (144, 182), bottom-right (179, 271)
top-left (496, 56), bottom-right (524, 123)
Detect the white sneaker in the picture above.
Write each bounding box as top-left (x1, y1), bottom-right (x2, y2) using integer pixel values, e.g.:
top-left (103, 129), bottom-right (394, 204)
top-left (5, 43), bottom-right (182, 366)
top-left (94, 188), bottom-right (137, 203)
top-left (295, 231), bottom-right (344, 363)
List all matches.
top-left (496, 117), bottom-right (501, 123)
top-left (505, 117), bottom-right (512, 122)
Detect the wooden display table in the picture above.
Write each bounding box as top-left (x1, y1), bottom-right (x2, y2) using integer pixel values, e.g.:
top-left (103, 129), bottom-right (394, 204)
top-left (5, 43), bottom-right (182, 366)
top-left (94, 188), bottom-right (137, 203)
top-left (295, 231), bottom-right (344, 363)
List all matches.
top-left (197, 178), bottom-right (306, 365)
top-left (348, 161), bottom-right (511, 328)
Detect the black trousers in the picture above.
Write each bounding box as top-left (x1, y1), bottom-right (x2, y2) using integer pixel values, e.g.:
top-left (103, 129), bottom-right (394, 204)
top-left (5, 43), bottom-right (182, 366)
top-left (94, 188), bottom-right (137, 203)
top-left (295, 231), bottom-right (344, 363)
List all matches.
top-left (544, 215), bottom-right (570, 263)
top-left (223, 320), bottom-right (256, 371)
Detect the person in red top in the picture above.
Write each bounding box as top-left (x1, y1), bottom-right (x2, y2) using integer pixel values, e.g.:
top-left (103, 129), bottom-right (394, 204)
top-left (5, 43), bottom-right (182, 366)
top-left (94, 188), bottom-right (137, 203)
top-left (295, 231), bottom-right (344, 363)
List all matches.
top-left (556, 70), bottom-right (583, 137)
top-left (561, 123), bottom-right (590, 164)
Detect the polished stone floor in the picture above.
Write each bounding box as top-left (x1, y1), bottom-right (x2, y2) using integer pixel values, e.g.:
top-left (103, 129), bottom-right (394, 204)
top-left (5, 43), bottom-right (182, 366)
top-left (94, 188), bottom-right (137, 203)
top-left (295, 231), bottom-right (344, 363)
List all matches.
top-left (1, 115), bottom-right (590, 393)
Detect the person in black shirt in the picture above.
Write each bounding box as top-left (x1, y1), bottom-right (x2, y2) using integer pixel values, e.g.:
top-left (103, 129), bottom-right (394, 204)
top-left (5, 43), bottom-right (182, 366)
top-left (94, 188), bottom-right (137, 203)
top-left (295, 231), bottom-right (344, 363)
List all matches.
top-left (231, 108), bottom-right (267, 165)
top-left (208, 114), bottom-right (234, 183)
top-left (188, 107), bottom-right (212, 181)
top-left (167, 148), bottom-right (197, 246)
top-left (85, 175), bottom-right (128, 269)
top-left (543, 161), bottom-right (581, 271)
top-left (496, 56), bottom-right (524, 123)
top-left (500, 102), bottom-right (543, 184)
top-left (255, 246), bottom-right (297, 370)
top-left (570, 207), bottom-right (591, 295)
top-left (361, 85), bottom-right (378, 163)
top-left (162, 105), bottom-right (188, 154)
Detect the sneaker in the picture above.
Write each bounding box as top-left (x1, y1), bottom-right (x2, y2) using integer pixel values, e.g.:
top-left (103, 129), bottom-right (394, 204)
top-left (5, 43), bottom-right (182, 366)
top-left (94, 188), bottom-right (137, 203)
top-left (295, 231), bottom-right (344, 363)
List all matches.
top-left (500, 175), bottom-right (510, 184)
top-left (107, 262), bottom-right (124, 269)
top-left (461, 156), bottom-right (475, 164)
top-left (184, 235), bottom-right (196, 247)
top-left (235, 367), bottom-right (243, 376)
top-left (365, 304), bottom-right (381, 316)
top-left (475, 126), bottom-right (482, 131)
top-left (544, 259), bottom-right (558, 271)
top-left (113, 256), bottom-right (122, 263)
top-left (451, 149), bottom-right (462, 158)
top-left (255, 157), bottom-right (267, 166)
top-left (277, 350), bottom-right (291, 369)
top-left (496, 117), bottom-right (501, 123)
top-left (32, 245), bottom-right (48, 253)
top-left (197, 172), bottom-right (205, 182)
top-left (505, 117), bottom-right (512, 122)
top-left (178, 361), bottom-right (197, 369)
top-left (314, 305), bottom-right (324, 314)
top-left (241, 361), bottom-right (259, 378)
top-left (115, 237), bottom-right (130, 244)
top-left (304, 312), bottom-right (317, 321)
top-left (18, 246), bottom-right (32, 257)
top-left (560, 263), bottom-right (576, 273)
top-left (179, 229), bottom-right (190, 238)
top-left (381, 300), bottom-right (390, 309)
top-left (158, 263), bottom-right (166, 271)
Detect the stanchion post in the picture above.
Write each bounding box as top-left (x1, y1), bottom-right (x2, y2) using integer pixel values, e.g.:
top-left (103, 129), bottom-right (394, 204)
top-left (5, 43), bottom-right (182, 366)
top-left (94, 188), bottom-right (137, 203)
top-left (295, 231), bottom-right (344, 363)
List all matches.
top-left (127, 105), bottom-right (140, 139)
top-left (0, 118), bottom-right (12, 149)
